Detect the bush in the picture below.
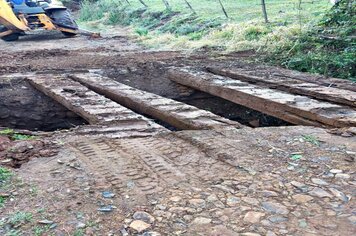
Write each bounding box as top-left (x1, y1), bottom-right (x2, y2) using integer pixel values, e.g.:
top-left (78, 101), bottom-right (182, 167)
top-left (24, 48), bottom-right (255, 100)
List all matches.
top-left (267, 0), bottom-right (356, 80)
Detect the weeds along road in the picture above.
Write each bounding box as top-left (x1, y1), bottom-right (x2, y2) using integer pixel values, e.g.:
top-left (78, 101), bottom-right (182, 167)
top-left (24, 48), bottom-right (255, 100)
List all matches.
top-left (0, 31), bottom-right (355, 235)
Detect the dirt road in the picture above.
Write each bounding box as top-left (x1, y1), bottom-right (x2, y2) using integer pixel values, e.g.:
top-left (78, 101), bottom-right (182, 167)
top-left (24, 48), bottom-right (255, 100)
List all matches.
top-left (0, 31), bottom-right (355, 235)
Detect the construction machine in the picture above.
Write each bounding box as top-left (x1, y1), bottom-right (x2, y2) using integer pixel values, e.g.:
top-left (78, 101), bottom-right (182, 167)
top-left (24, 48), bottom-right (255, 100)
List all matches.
top-left (0, 0), bottom-right (78, 41)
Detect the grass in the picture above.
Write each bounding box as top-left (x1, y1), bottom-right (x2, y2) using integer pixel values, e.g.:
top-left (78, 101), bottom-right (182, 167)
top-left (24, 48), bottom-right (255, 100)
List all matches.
top-left (302, 134), bottom-right (321, 146)
top-left (78, 0), bottom-right (355, 80)
top-left (33, 225), bottom-right (50, 236)
top-left (9, 212), bottom-right (33, 225)
top-left (0, 128), bottom-right (35, 141)
top-left (0, 167), bottom-right (12, 208)
top-left (79, 0), bottom-right (330, 24)
top-left (267, 0), bottom-right (356, 80)
top-left (0, 167), bottom-right (12, 183)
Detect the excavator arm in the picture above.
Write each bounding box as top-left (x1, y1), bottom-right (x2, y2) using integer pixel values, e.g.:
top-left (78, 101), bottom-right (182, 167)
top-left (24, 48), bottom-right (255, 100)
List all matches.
top-left (0, 0), bottom-right (29, 32)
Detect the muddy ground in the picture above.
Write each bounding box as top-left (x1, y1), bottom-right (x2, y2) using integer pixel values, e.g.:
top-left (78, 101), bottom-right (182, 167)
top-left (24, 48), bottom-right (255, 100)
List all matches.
top-left (0, 30), bottom-right (355, 236)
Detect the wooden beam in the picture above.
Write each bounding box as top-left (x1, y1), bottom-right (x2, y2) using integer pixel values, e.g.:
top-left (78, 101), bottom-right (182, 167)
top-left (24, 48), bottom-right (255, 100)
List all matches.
top-left (207, 66), bottom-right (356, 108)
top-left (70, 73), bottom-right (242, 130)
top-left (26, 75), bottom-right (166, 133)
top-left (167, 68), bottom-right (356, 128)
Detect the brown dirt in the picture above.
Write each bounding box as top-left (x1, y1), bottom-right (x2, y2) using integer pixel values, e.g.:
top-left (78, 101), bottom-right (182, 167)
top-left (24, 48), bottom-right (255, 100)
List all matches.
top-left (0, 29), bottom-right (355, 236)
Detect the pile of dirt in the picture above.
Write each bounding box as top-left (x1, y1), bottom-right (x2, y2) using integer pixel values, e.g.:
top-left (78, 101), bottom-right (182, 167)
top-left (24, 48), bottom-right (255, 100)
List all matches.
top-left (0, 136), bottom-right (59, 168)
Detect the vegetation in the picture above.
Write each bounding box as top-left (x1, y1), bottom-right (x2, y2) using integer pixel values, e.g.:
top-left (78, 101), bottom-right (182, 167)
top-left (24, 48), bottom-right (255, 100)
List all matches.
top-left (0, 167), bottom-right (12, 207)
top-left (0, 167), bottom-right (12, 183)
top-left (78, 0), bottom-right (355, 80)
top-left (9, 212), bottom-right (33, 226)
top-left (0, 128), bottom-right (35, 141)
top-left (269, 0), bottom-right (355, 80)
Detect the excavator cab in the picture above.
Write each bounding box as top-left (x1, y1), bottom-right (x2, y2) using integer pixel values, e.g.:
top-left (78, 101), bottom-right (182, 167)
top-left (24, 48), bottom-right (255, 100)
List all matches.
top-left (0, 0), bottom-right (78, 41)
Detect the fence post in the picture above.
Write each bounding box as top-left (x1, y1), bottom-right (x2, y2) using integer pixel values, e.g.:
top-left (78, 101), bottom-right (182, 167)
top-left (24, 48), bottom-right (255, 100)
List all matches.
top-left (261, 0), bottom-right (269, 23)
top-left (162, 0), bottom-right (172, 11)
top-left (138, 0), bottom-right (148, 8)
top-left (218, 0), bottom-right (229, 18)
top-left (184, 0), bottom-right (196, 14)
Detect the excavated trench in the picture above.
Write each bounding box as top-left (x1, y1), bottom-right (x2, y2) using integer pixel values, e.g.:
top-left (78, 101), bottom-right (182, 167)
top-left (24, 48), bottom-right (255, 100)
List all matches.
top-left (101, 66), bottom-right (291, 128)
top-left (0, 67), bottom-right (291, 132)
top-left (0, 77), bottom-right (87, 131)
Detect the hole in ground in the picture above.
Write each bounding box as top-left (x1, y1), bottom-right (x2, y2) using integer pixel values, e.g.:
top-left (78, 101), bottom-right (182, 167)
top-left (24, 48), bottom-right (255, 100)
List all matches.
top-left (177, 91), bottom-right (292, 127)
top-left (0, 77), bottom-right (88, 131)
top-left (101, 66), bottom-right (292, 128)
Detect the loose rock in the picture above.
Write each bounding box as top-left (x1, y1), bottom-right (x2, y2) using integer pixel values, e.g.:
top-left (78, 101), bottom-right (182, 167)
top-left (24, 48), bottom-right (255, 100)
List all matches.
top-left (129, 220), bottom-right (151, 233)
top-left (268, 215), bottom-right (288, 223)
top-left (309, 187), bottom-right (332, 198)
top-left (335, 173), bottom-right (350, 179)
top-left (243, 211), bottom-right (265, 223)
top-left (241, 197), bottom-right (259, 206)
top-left (292, 194), bottom-right (314, 203)
top-left (262, 202), bottom-right (289, 215)
top-left (311, 178), bottom-right (329, 186)
top-left (290, 181), bottom-right (308, 192)
top-left (330, 169), bottom-right (343, 174)
top-left (76, 222), bottom-right (86, 229)
top-left (329, 188), bottom-right (349, 202)
top-left (38, 220), bottom-right (54, 224)
top-left (191, 217), bottom-right (212, 225)
top-left (226, 196), bottom-right (240, 207)
top-left (133, 211), bottom-right (155, 224)
top-left (188, 198), bottom-right (206, 208)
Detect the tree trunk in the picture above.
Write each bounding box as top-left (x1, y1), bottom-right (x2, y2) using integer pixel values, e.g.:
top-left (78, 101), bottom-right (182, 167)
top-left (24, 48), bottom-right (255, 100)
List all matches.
top-left (218, 0), bottom-right (229, 18)
top-left (261, 0), bottom-right (269, 23)
top-left (184, 0), bottom-right (196, 14)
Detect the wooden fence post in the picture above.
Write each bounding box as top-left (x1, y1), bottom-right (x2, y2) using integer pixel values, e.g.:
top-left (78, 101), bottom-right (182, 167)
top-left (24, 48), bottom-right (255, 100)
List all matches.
top-left (184, 0), bottom-right (196, 14)
top-left (261, 0), bottom-right (269, 23)
top-left (138, 0), bottom-right (148, 8)
top-left (218, 0), bottom-right (229, 18)
top-left (162, 0), bottom-right (172, 11)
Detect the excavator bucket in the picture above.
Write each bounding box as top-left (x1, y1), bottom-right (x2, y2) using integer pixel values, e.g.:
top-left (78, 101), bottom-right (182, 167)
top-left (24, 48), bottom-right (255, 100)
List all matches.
top-left (0, 0), bottom-right (28, 32)
top-left (0, 0), bottom-right (98, 41)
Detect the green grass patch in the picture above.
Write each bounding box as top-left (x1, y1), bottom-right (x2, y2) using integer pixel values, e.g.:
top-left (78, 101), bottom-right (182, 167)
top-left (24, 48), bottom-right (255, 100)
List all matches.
top-left (9, 211), bottom-right (33, 225)
top-left (0, 167), bottom-right (12, 208)
top-left (302, 134), bottom-right (321, 146)
top-left (0, 129), bottom-right (35, 141)
top-left (0, 167), bottom-right (12, 183)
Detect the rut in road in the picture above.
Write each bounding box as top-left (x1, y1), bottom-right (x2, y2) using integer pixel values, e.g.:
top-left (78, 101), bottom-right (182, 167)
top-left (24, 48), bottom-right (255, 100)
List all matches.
top-left (70, 134), bottom-right (244, 201)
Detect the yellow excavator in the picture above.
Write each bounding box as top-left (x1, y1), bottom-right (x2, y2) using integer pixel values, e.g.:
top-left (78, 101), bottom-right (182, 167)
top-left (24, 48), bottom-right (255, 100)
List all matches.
top-left (0, 0), bottom-right (78, 41)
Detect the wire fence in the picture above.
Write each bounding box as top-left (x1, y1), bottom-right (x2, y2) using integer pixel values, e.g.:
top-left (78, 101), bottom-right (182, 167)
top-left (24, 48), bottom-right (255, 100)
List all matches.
top-left (111, 0), bottom-right (331, 23)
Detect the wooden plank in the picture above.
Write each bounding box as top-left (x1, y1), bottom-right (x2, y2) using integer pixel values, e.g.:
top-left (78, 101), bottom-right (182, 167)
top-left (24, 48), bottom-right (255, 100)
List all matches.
top-left (269, 67), bottom-right (356, 92)
top-left (207, 66), bottom-right (356, 108)
top-left (167, 68), bottom-right (356, 128)
top-left (26, 75), bottom-right (166, 133)
top-left (217, 62), bottom-right (356, 92)
top-left (70, 73), bottom-right (242, 130)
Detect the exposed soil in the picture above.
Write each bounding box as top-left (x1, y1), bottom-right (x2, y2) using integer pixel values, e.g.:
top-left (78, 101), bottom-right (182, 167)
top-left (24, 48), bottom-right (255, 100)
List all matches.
top-left (0, 77), bottom-right (87, 131)
top-left (0, 29), bottom-right (355, 236)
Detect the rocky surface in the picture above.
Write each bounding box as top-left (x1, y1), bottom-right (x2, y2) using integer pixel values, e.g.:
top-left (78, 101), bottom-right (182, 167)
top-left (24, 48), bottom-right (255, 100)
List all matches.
top-left (0, 126), bottom-right (354, 235)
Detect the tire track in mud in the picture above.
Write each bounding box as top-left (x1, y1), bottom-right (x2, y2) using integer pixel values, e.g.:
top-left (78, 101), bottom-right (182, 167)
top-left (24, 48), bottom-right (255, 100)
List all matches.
top-left (72, 139), bottom-right (161, 195)
top-left (138, 135), bottom-right (240, 181)
top-left (70, 134), bottom-right (244, 198)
